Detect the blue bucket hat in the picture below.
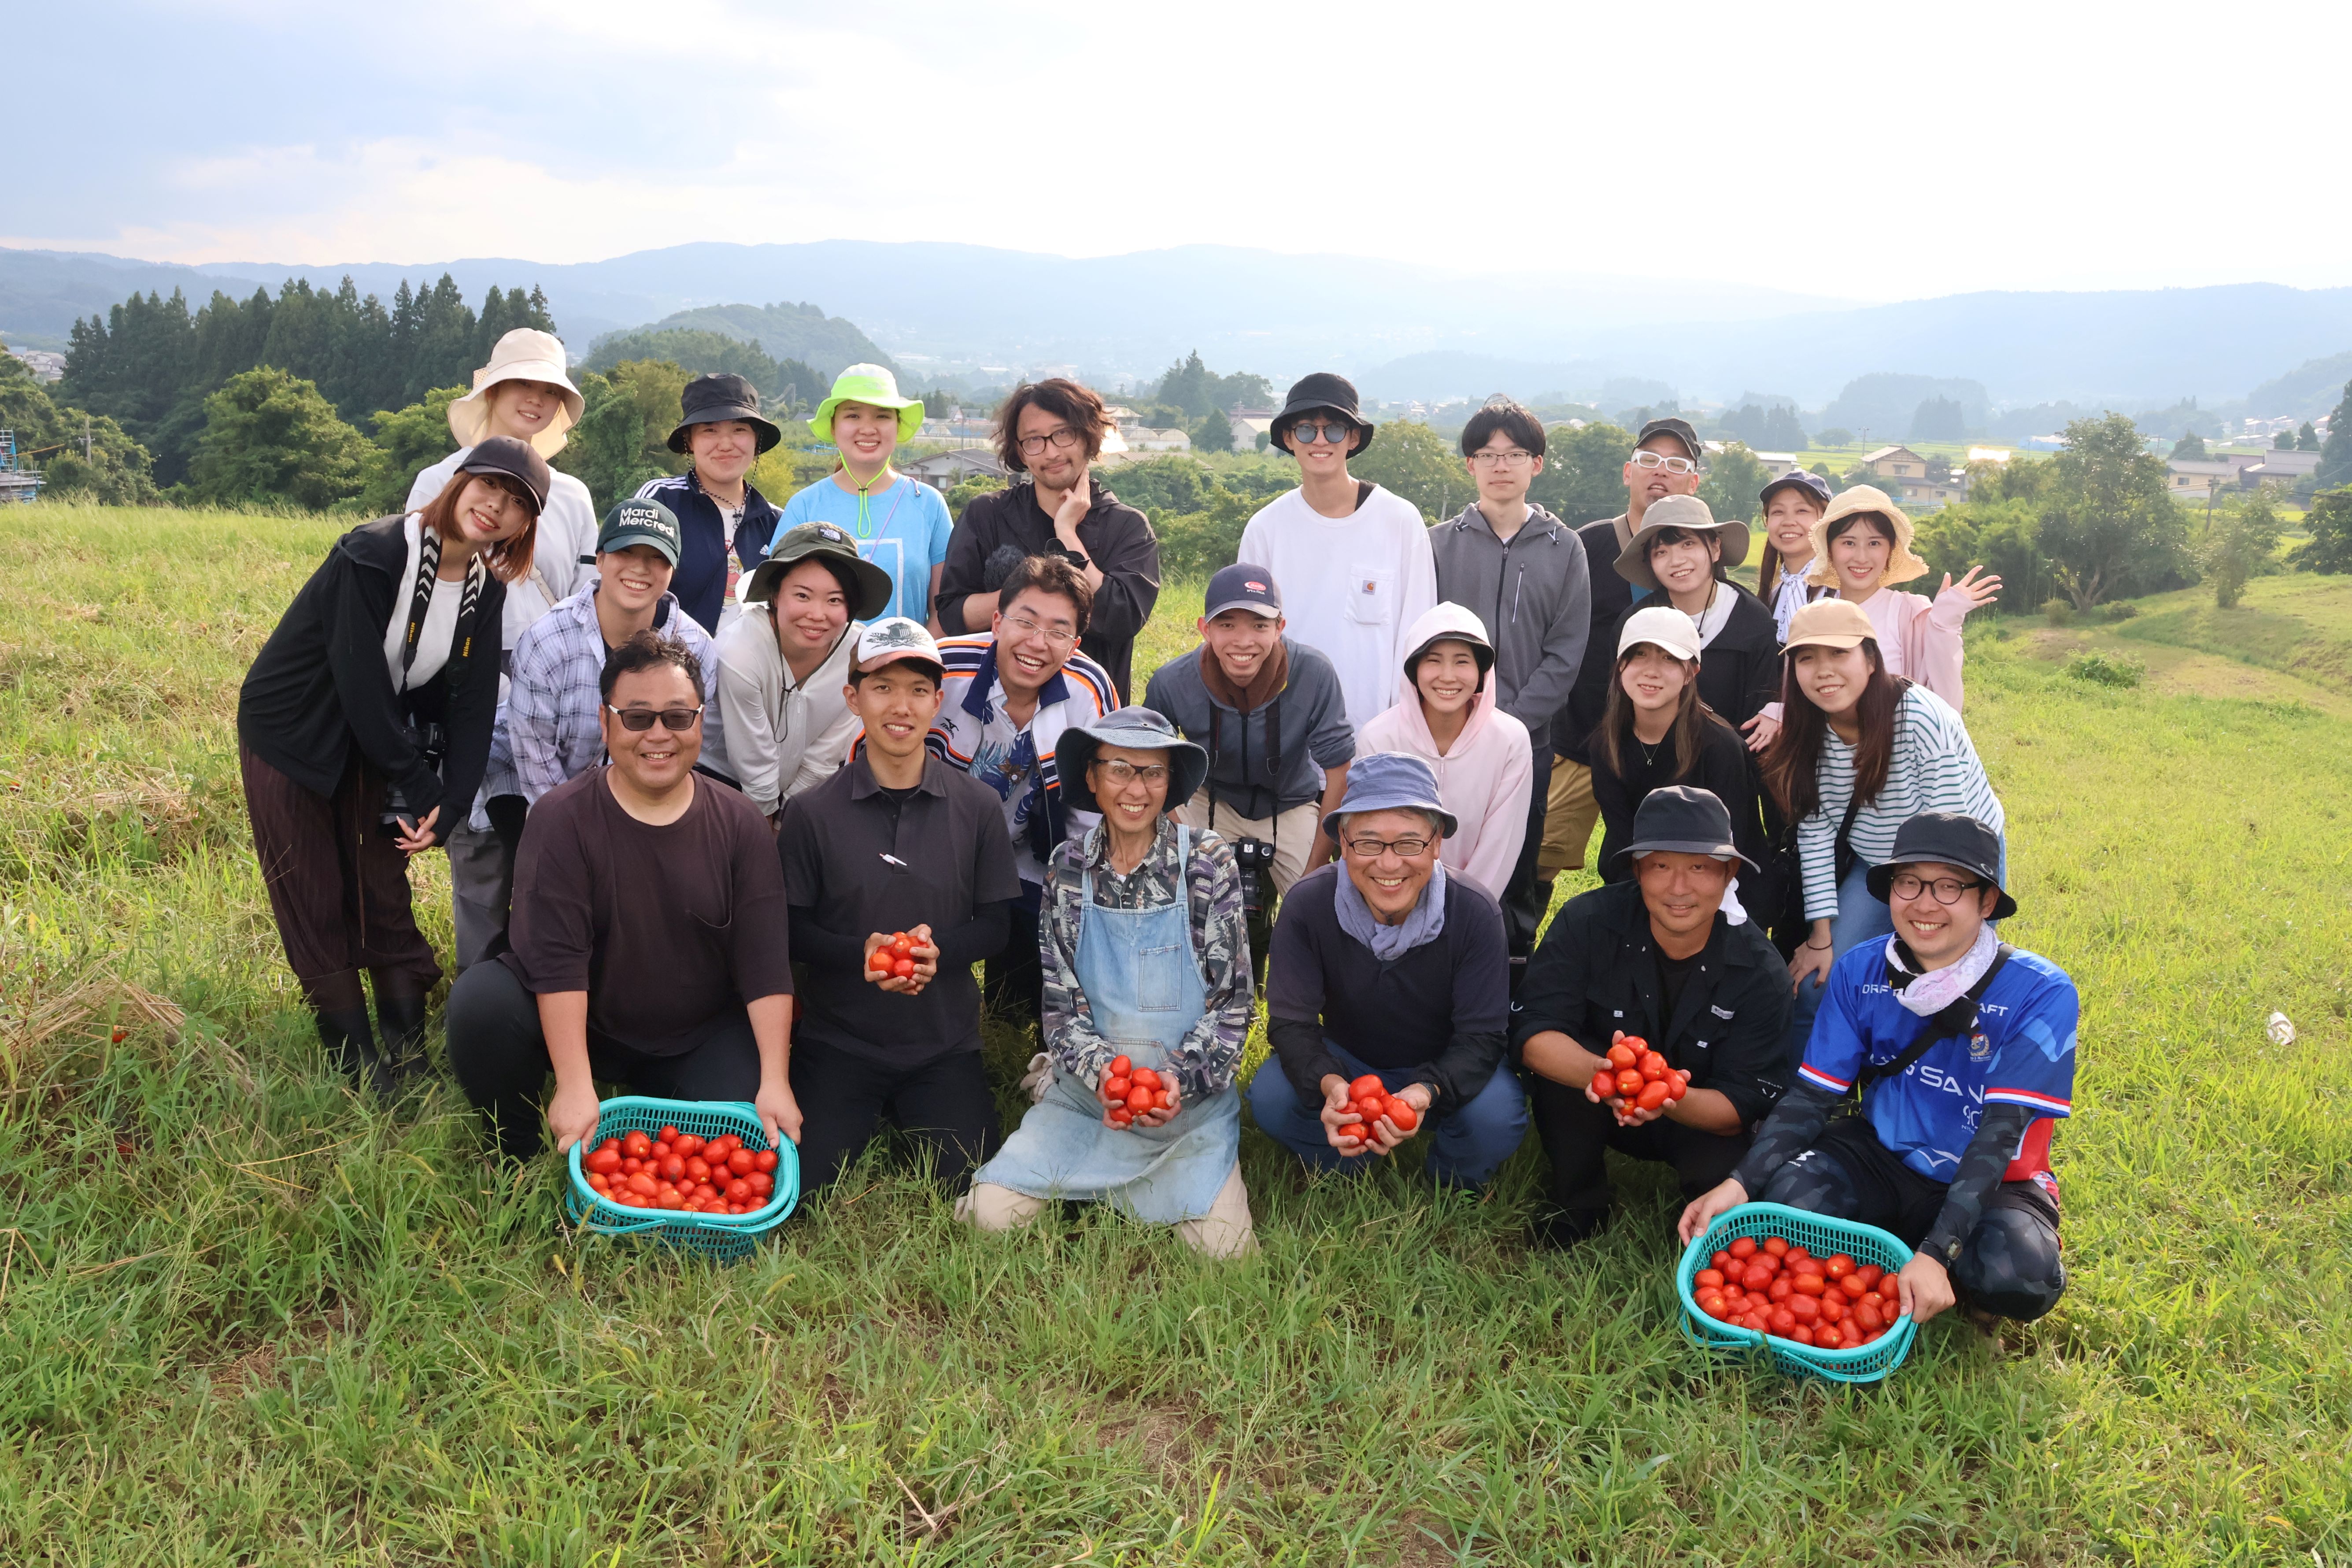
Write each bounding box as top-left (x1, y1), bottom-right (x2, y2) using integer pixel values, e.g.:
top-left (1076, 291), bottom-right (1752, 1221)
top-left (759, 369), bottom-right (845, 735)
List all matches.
top-left (1322, 751), bottom-right (1458, 840)
top-left (1054, 706), bottom-right (1209, 817)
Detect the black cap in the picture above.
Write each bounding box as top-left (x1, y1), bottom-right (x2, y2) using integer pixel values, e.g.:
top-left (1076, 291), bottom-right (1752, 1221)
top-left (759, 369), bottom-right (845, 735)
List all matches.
top-left (1634, 416), bottom-right (1702, 465)
top-left (1272, 372), bottom-right (1374, 455)
top-left (1203, 562), bottom-right (1283, 619)
top-left (457, 435), bottom-right (550, 513)
top-left (1610, 784), bottom-right (1759, 873)
top-left (1867, 812), bottom-right (2016, 919)
top-left (667, 372), bottom-right (783, 455)
top-left (1760, 468), bottom-right (1833, 510)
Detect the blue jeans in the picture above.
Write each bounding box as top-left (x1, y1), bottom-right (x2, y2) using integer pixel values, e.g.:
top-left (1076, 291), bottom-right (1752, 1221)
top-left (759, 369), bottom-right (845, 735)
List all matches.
top-left (1248, 1041), bottom-right (1529, 1189)
top-left (1781, 862), bottom-right (1893, 1072)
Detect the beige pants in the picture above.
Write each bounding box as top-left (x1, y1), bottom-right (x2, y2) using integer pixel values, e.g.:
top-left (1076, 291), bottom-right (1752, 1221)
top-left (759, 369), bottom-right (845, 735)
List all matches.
top-left (1539, 759), bottom-right (1601, 876)
top-left (957, 1163), bottom-right (1259, 1259)
top-left (1173, 793), bottom-right (1326, 896)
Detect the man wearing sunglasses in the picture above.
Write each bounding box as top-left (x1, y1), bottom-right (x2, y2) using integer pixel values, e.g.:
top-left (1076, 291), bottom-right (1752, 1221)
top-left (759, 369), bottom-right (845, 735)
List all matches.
top-left (935, 378), bottom-right (1163, 702)
top-left (445, 631), bottom-right (798, 1162)
top-left (1236, 373), bottom-right (1438, 737)
top-left (1537, 417), bottom-right (1705, 910)
top-left (929, 553), bottom-right (1119, 1024)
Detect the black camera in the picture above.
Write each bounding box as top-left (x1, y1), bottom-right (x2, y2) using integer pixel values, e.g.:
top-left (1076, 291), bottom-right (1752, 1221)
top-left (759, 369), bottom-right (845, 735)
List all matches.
top-left (1231, 836), bottom-right (1277, 915)
top-left (381, 719), bottom-right (448, 828)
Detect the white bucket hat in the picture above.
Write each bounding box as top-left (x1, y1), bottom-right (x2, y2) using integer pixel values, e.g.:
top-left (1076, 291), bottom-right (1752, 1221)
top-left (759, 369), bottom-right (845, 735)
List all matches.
top-left (447, 329), bottom-right (585, 459)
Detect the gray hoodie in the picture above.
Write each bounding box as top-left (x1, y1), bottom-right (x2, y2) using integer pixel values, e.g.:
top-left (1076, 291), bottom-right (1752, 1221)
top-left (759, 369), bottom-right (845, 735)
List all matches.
top-left (1427, 503), bottom-right (1591, 754)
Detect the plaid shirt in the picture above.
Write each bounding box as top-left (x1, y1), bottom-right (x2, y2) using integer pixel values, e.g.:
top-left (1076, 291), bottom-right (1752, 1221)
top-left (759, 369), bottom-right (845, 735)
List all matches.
top-left (489, 582), bottom-right (725, 806)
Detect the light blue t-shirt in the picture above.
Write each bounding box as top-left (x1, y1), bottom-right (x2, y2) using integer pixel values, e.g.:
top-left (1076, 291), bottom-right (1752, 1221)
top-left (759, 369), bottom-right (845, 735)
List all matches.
top-left (779, 473), bottom-right (954, 624)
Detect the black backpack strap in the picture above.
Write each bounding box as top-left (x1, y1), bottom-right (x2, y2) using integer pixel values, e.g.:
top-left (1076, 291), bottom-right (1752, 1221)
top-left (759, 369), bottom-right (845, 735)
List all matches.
top-left (1830, 782), bottom-right (1867, 885)
top-left (1853, 943), bottom-right (2014, 1098)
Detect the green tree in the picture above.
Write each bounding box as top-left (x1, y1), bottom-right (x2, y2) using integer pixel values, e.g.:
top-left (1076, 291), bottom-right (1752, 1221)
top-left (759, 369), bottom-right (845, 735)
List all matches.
top-left (0, 348), bottom-right (157, 504)
top-left (1145, 352), bottom-right (1273, 420)
top-left (557, 361), bottom-right (692, 512)
top-left (1352, 420), bottom-right (1470, 521)
top-left (2037, 412), bottom-right (2189, 608)
top-left (1527, 420), bottom-right (1636, 525)
top-left (2297, 422), bottom-right (2321, 451)
top-left (1194, 406), bottom-right (1235, 456)
top-left (2275, 429), bottom-right (2296, 450)
top-left (2289, 488), bottom-right (2352, 573)
top-left (1698, 442), bottom-right (1769, 528)
top-left (1909, 396), bottom-right (1967, 442)
top-left (2171, 431), bottom-right (2208, 461)
top-left (2316, 381), bottom-right (2352, 490)
top-left (1814, 427), bottom-right (1853, 447)
top-left (1913, 498), bottom-right (2045, 608)
top-left (2197, 488), bottom-right (2285, 608)
top-left (183, 367), bottom-right (374, 511)
top-left (355, 385), bottom-right (467, 514)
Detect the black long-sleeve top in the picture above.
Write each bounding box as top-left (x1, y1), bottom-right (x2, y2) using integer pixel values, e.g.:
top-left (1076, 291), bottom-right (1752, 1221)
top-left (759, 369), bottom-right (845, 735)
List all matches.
top-left (934, 481), bottom-right (1161, 701)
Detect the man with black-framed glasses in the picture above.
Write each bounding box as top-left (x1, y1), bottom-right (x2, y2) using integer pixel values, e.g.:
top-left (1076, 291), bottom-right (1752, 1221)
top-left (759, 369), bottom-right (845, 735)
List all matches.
top-left (445, 630), bottom-right (799, 1161)
top-left (931, 553), bottom-right (1119, 1024)
top-left (936, 377), bottom-right (1162, 702)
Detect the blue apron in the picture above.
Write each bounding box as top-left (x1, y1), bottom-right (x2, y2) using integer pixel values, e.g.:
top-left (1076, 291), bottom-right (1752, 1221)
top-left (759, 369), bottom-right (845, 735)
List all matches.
top-left (973, 827), bottom-right (1241, 1222)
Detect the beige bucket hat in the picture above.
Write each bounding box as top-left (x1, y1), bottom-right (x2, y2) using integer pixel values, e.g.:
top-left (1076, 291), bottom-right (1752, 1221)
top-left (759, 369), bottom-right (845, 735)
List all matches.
top-left (1805, 485), bottom-right (1931, 589)
top-left (447, 329), bottom-right (585, 459)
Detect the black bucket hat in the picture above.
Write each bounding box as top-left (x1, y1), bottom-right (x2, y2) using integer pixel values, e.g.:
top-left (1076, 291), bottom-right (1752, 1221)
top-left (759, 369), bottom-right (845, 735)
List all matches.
top-left (740, 521), bottom-right (894, 618)
top-left (456, 435), bottom-right (550, 514)
top-left (1271, 372), bottom-right (1374, 456)
top-left (1867, 812), bottom-right (2016, 919)
top-left (1609, 785), bottom-right (1759, 874)
top-left (667, 372), bottom-right (783, 455)
top-left (1054, 707), bottom-right (1209, 817)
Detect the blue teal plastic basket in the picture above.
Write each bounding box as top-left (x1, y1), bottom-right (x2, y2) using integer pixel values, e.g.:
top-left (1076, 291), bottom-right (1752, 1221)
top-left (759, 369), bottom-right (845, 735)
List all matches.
top-left (1675, 1201), bottom-right (1919, 1383)
top-left (563, 1096), bottom-right (799, 1263)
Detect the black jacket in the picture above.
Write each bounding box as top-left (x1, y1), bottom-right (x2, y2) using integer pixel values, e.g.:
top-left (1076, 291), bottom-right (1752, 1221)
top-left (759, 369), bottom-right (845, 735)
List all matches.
top-left (1588, 710), bottom-right (1771, 881)
top-left (236, 516), bottom-right (505, 844)
top-left (1510, 879), bottom-right (1790, 1126)
top-left (1558, 514), bottom-right (1635, 764)
top-left (935, 480), bottom-right (1161, 701)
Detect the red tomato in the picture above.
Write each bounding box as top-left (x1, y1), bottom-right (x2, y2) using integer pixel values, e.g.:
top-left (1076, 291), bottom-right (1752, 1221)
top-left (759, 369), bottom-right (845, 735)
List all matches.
top-left (727, 1147), bottom-right (756, 1177)
top-left (1793, 1325), bottom-right (1816, 1346)
top-left (1606, 1043), bottom-right (1638, 1071)
top-left (1127, 1087), bottom-right (1155, 1113)
top-left (723, 1177), bottom-right (751, 1202)
top-left (1793, 1272), bottom-right (1827, 1297)
top-left (1711, 1250), bottom-right (1734, 1272)
top-left (1638, 1052), bottom-right (1668, 1082)
top-left (1618, 1035), bottom-right (1649, 1054)
top-left (1743, 1311), bottom-right (1771, 1333)
top-left (1853, 1299), bottom-right (1885, 1333)
top-left (1590, 1069), bottom-right (1616, 1099)
top-left (1636, 1080), bottom-right (1671, 1111)
top-left (684, 1158), bottom-right (710, 1184)
top-left (1878, 1275), bottom-right (1902, 1303)
top-left (1665, 1079), bottom-right (1688, 1102)
top-left (621, 1156), bottom-right (643, 1176)
top-left (868, 950), bottom-right (894, 974)
top-left (1815, 1324), bottom-right (1845, 1350)
top-left (1824, 1254), bottom-right (1855, 1281)
top-left (673, 1134), bottom-right (704, 1158)
top-left (888, 933), bottom-right (913, 959)
top-left (626, 1171), bottom-right (658, 1198)
top-left (1156, 1090), bottom-right (1174, 1110)
top-left (622, 1130), bottom-right (653, 1158)
top-left (1854, 1264), bottom-right (1884, 1291)
top-left (748, 1172), bottom-right (774, 1197)
top-left (1109, 1054), bottom-right (1133, 1076)
top-left (694, 1183), bottom-right (719, 1203)
top-left (891, 958), bottom-right (915, 979)
top-left (1348, 1074), bottom-right (1385, 1101)
top-left (1840, 1275), bottom-right (1868, 1300)
top-left (1788, 1294), bottom-right (1820, 1324)
top-left (1768, 1277), bottom-right (1793, 1303)
top-left (1729, 1236), bottom-right (1758, 1260)
top-left (1109, 1108), bottom-right (1133, 1126)
top-left (1819, 1291), bottom-right (1847, 1324)
top-left (587, 1172), bottom-right (611, 1193)
top-left (1694, 1268), bottom-right (1726, 1290)
top-left (1768, 1305), bottom-right (1797, 1334)
top-left (1387, 1102), bottom-right (1419, 1132)
top-left (585, 1147), bottom-right (622, 1176)
top-left (1704, 1296), bottom-right (1734, 1321)
top-left (1106, 1075), bottom-right (1132, 1100)
top-left (753, 1149), bottom-right (777, 1174)
top-left (1133, 1068), bottom-right (1162, 1091)
top-left (1733, 1261), bottom-right (1766, 1291)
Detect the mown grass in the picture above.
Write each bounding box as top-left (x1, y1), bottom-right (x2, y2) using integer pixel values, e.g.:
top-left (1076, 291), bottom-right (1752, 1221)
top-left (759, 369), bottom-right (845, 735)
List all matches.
top-left (2115, 573), bottom-right (2352, 695)
top-left (2, 503), bottom-right (2350, 1565)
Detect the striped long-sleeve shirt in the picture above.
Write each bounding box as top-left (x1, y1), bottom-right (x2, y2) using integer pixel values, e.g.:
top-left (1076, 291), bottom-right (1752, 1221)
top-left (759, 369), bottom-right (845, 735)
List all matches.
top-left (1799, 684), bottom-right (2002, 921)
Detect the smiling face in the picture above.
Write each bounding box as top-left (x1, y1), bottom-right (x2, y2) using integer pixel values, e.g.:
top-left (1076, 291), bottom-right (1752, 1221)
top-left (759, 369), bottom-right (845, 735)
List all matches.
top-left (1648, 527), bottom-right (1722, 601)
top-left (1087, 741), bottom-right (1172, 839)
top-left (596, 542), bottom-right (674, 616)
top-left (1636, 851), bottom-right (1732, 944)
top-left (1339, 807), bottom-right (1442, 925)
top-left (600, 662), bottom-right (703, 795)
top-left (845, 663), bottom-right (944, 764)
top-left (1623, 433), bottom-right (1701, 512)
top-left (831, 400), bottom-right (901, 473)
top-left (1199, 608), bottom-right (1282, 686)
top-left (1016, 401), bottom-right (1088, 490)
top-left (1829, 514), bottom-right (1896, 595)
top-left (1281, 407), bottom-right (1356, 480)
top-left (688, 420), bottom-right (758, 488)
top-left (992, 585), bottom-right (1082, 699)
top-left (1412, 640), bottom-right (1483, 717)
top-left (487, 379), bottom-right (566, 443)
top-left (452, 475), bottom-right (532, 548)
top-left (1792, 642), bottom-right (1875, 717)
top-left (1763, 489), bottom-right (1824, 563)
top-left (1888, 858), bottom-right (1998, 967)
top-left (770, 559), bottom-right (851, 655)
top-left (1619, 644), bottom-right (1695, 716)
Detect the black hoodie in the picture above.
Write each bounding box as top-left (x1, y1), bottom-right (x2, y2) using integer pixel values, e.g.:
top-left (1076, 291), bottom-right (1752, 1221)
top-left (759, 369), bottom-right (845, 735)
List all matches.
top-left (935, 480), bottom-right (1161, 701)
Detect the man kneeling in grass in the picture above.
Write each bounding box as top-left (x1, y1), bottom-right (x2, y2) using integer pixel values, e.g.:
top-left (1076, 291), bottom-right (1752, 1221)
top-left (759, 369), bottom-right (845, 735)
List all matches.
top-left (1679, 812), bottom-right (2075, 1329)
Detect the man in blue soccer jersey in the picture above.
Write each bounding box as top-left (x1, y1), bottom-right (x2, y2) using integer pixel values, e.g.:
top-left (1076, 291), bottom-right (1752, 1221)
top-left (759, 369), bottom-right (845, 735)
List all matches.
top-left (1679, 812), bottom-right (2074, 1329)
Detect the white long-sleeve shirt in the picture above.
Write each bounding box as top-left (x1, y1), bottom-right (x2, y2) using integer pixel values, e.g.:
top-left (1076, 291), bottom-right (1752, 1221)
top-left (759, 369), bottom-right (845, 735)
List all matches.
top-left (1236, 484), bottom-right (1438, 736)
top-left (713, 607), bottom-right (862, 817)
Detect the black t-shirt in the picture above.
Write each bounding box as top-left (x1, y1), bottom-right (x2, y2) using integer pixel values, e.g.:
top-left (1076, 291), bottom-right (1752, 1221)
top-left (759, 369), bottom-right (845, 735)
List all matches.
top-left (1656, 946), bottom-right (1701, 1030)
top-left (1589, 711), bottom-right (1764, 880)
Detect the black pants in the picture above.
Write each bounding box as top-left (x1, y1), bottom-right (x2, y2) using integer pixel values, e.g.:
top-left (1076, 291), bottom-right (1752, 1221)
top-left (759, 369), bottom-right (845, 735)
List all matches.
top-left (1759, 1117), bottom-right (2065, 1323)
top-left (1526, 1070), bottom-right (1751, 1243)
top-left (443, 959), bottom-right (761, 1158)
top-left (789, 1035), bottom-right (998, 1194)
top-left (983, 898), bottom-right (1043, 1028)
top-left (1501, 743), bottom-right (1554, 961)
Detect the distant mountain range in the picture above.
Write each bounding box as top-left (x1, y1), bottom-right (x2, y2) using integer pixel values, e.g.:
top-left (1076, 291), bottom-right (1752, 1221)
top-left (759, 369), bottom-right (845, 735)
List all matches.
top-left (5, 241), bottom-right (2348, 418)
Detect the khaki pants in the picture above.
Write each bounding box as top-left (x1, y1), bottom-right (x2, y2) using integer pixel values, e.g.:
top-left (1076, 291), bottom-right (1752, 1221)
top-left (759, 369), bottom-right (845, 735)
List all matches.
top-left (1173, 793), bottom-right (1326, 895)
top-left (1539, 759), bottom-right (1601, 877)
top-left (958, 1163), bottom-right (1259, 1259)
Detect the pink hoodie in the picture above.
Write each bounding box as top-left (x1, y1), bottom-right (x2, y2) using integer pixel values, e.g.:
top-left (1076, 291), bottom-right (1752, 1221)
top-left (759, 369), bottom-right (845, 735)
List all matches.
top-left (1357, 602), bottom-right (1532, 898)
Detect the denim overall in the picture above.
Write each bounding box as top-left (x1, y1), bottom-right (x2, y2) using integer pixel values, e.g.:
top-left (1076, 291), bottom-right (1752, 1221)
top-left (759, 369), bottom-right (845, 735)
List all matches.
top-left (973, 827), bottom-right (1240, 1221)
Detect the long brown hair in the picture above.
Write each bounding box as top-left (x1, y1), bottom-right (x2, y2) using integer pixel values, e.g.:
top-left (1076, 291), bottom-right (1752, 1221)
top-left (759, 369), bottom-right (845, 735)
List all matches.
top-left (1760, 638), bottom-right (1910, 820)
top-left (418, 470), bottom-right (537, 585)
top-left (1594, 647), bottom-right (1733, 781)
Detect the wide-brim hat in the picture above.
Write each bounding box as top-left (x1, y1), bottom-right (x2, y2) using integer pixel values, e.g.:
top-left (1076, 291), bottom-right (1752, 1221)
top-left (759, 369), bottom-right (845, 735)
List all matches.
top-left (447, 329), bottom-right (584, 459)
top-left (1321, 751), bottom-right (1458, 841)
top-left (810, 363), bottom-right (925, 444)
top-left (1608, 784), bottom-right (1760, 874)
top-left (740, 520), bottom-right (894, 617)
top-left (668, 372), bottom-right (783, 455)
top-left (1866, 810), bottom-right (2016, 919)
top-left (1271, 371), bottom-right (1374, 456)
top-left (1054, 707), bottom-right (1209, 817)
top-left (1615, 493), bottom-right (1750, 591)
top-left (1806, 485), bottom-right (1931, 588)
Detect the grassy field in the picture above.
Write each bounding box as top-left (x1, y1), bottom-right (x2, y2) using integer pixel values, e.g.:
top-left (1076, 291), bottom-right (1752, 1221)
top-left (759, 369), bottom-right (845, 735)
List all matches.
top-left (3, 504), bottom-right (2351, 1565)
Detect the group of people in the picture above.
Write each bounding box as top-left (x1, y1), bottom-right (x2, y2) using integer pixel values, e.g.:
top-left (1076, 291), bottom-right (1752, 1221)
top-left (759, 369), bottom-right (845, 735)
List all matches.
top-left (233, 332), bottom-right (2078, 1326)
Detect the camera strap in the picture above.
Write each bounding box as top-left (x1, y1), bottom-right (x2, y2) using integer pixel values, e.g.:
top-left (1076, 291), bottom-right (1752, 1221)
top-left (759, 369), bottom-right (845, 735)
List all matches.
top-left (1208, 693), bottom-right (1285, 867)
top-left (399, 518), bottom-right (488, 688)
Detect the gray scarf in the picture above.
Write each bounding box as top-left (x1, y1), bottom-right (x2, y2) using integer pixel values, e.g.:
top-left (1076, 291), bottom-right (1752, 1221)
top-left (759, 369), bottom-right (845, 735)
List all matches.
top-left (1335, 860), bottom-right (1449, 963)
top-left (1886, 924), bottom-right (2000, 1017)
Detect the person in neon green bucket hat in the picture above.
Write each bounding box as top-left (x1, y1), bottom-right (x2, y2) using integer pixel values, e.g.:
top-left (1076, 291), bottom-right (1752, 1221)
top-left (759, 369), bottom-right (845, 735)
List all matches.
top-left (780, 363), bottom-right (954, 631)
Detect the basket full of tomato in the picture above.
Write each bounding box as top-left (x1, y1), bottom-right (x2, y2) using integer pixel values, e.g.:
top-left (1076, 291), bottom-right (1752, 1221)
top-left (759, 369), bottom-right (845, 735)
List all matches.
top-left (564, 1096), bottom-right (799, 1262)
top-left (1675, 1201), bottom-right (1918, 1383)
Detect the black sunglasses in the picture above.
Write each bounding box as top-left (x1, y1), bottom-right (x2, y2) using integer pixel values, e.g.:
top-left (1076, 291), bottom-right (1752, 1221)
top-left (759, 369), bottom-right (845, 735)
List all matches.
top-left (605, 704), bottom-right (703, 732)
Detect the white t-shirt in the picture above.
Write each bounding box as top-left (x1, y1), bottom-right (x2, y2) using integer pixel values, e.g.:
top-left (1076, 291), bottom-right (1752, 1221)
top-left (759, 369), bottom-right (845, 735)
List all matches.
top-left (406, 450), bottom-right (599, 654)
top-left (381, 515), bottom-right (466, 689)
top-left (1235, 484), bottom-right (1439, 734)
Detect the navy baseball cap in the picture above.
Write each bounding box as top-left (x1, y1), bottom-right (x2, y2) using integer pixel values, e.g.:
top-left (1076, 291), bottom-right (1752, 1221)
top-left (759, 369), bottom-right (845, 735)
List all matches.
top-left (1205, 563), bottom-right (1283, 620)
top-left (1760, 469), bottom-right (1834, 510)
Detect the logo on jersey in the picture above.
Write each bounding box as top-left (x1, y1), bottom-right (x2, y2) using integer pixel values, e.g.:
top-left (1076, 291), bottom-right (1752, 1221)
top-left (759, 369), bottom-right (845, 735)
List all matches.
top-left (1968, 1030), bottom-right (1992, 1061)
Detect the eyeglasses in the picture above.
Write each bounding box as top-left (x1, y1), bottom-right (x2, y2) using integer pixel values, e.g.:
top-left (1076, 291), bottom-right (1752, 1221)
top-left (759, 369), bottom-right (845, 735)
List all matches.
top-left (1630, 450), bottom-right (1701, 475)
top-left (1344, 834), bottom-right (1432, 860)
top-left (1470, 449), bottom-right (1534, 469)
top-left (605, 704), bottom-right (703, 732)
top-left (1002, 613), bottom-right (1077, 647)
top-left (1016, 426), bottom-right (1083, 456)
top-left (1093, 760), bottom-right (1169, 787)
top-left (1289, 420), bottom-right (1356, 447)
top-left (1888, 873), bottom-right (1986, 904)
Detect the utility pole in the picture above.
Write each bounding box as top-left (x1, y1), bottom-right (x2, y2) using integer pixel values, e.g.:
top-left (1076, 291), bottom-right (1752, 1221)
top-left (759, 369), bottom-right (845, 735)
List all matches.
top-left (82, 412), bottom-right (91, 462)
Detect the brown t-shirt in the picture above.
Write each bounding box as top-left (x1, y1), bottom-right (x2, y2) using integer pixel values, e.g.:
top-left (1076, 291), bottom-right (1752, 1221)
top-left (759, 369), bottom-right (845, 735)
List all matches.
top-left (503, 767), bottom-right (793, 1057)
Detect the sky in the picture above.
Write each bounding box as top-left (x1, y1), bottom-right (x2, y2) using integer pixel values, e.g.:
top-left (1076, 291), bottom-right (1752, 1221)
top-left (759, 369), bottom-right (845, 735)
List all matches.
top-left (12, 0), bottom-right (2351, 304)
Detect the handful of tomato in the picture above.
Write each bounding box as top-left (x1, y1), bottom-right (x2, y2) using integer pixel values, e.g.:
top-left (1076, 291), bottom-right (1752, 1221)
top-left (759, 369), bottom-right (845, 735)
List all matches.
top-left (867, 931), bottom-right (919, 980)
top-left (1102, 1054), bottom-right (1172, 1128)
top-left (1590, 1035), bottom-right (1690, 1114)
top-left (1693, 1233), bottom-right (1902, 1350)
top-left (580, 1124), bottom-right (779, 1215)
top-left (1335, 1072), bottom-right (1418, 1155)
